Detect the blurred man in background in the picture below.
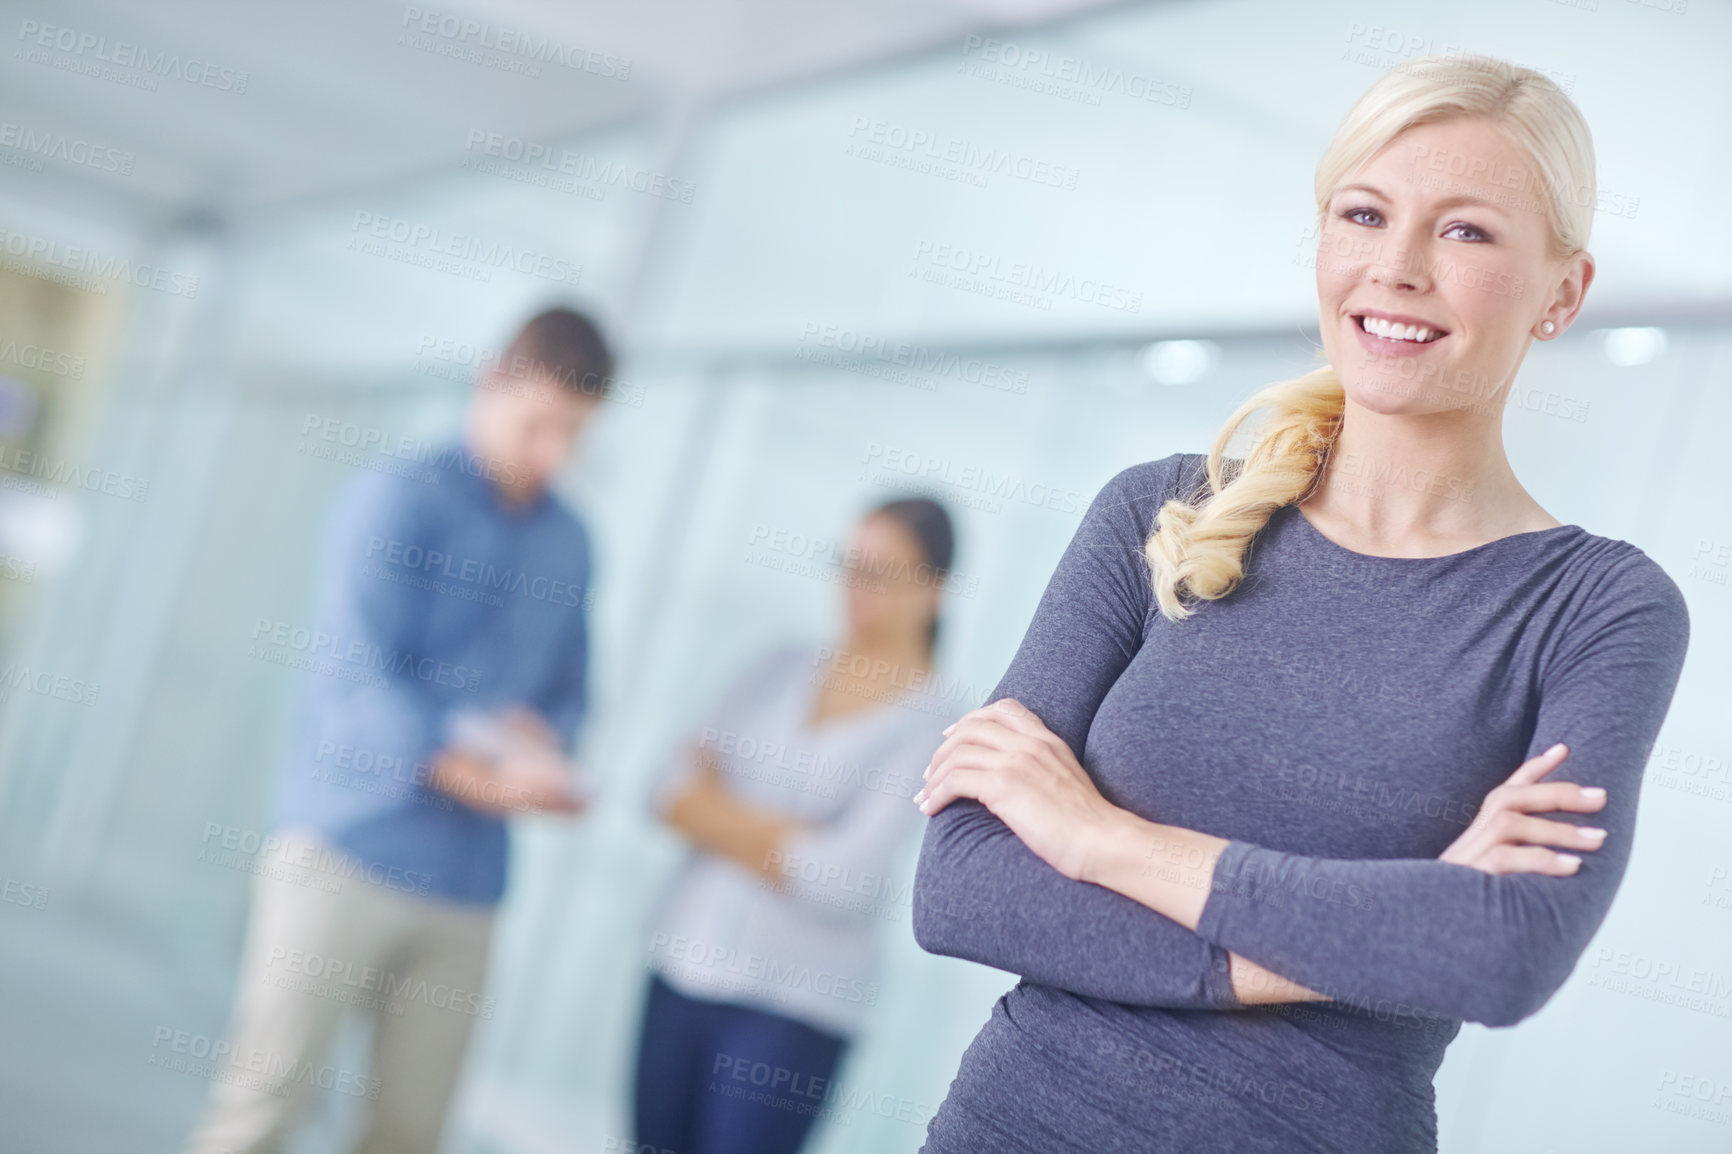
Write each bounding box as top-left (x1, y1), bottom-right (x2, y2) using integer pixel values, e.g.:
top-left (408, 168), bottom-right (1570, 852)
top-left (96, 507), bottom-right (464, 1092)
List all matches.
top-left (184, 307), bottom-right (614, 1154)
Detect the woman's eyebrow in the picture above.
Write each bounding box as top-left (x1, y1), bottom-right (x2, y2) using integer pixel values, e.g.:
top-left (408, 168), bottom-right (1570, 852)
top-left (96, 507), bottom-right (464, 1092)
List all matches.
top-left (1430, 193), bottom-right (1513, 216)
top-left (1334, 182), bottom-right (1511, 216)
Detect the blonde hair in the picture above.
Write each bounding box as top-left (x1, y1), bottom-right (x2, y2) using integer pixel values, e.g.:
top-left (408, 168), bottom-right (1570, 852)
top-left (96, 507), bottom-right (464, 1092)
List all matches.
top-left (1145, 53), bottom-right (1597, 622)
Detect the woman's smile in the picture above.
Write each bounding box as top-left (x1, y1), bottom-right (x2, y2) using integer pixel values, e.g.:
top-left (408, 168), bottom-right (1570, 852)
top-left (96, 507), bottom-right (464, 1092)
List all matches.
top-left (1348, 308), bottom-right (1452, 358)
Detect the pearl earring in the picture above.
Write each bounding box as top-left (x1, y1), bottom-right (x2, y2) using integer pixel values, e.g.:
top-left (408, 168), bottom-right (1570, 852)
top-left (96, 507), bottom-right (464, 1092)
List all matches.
top-left (1541, 321), bottom-right (1555, 335)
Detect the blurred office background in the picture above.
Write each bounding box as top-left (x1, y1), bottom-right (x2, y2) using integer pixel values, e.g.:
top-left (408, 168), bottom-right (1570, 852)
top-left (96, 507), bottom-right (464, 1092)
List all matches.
top-left (0, 0), bottom-right (1728, 1151)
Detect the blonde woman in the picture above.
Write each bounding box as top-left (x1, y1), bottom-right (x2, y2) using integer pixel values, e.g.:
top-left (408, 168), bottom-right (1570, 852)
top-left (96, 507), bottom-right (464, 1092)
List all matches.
top-left (912, 56), bottom-right (1691, 1152)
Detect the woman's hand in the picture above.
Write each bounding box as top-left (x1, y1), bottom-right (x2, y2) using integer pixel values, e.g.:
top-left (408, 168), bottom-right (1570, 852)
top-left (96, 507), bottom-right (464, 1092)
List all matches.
top-left (1439, 742), bottom-right (1608, 875)
top-left (914, 698), bottom-right (1120, 882)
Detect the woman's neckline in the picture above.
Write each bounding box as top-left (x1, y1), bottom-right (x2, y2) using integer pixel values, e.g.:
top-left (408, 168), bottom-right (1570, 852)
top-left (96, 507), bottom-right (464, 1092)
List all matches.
top-left (1288, 501), bottom-right (1583, 562)
top-left (796, 648), bottom-right (928, 733)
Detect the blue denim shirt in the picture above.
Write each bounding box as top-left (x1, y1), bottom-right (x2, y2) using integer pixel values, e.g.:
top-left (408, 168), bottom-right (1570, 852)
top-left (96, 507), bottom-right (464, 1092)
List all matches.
top-left (269, 435), bottom-right (591, 905)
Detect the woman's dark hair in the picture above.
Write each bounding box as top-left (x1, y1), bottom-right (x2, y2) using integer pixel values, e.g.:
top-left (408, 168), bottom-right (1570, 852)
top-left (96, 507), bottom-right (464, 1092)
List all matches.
top-left (867, 497), bottom-right (955, 653)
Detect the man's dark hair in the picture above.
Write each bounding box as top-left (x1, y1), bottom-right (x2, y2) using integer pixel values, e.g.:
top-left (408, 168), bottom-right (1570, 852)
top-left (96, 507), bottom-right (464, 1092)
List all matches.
top-left (496, 306), bottom-right (614, 399)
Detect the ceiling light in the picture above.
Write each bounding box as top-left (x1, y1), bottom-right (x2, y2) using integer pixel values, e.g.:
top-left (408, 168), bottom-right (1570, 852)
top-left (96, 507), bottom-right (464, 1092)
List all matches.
top-left (1599, 327), bottom-right (1668, 367)
top-left (1138, 339), bottom-right (1219, 386)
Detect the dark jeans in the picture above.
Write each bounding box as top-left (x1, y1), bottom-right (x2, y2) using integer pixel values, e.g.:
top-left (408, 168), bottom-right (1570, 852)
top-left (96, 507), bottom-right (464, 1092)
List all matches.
top-left (632, 971), bottom-right (849, 1154)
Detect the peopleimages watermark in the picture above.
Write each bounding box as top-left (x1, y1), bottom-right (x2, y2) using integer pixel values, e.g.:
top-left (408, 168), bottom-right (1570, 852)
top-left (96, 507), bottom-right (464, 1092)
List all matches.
top-left (742, 534), bottom-right (887, 597)
top-left (1, 877), bottom-right (49, 911)
top-left (1093, 1036), bottom-right (1322, 1113)
top-left (1584, 946), bottom-right (1732, 1018)
top-left (1703, 863), bottom-right (1732, 916)
top-left (461, 129), bottom-right (693, 203)
top-left (859, 440), bottom-right (1087, 518)
top-left (1653, 1068), bottom-right (1732, 1129)
top-left (0, 336), bottom-right (85, 378)
top-left (2, 553), bottom-right (39, 583)
top-left (843, 115), bottom-right (1080, 191)
top-left (760, 849), bottom-right (915, 921)
top-left (1401, 141), bottom-right (1641, 221)
top-left (745, 521), bottom-right (980, 597)
top-left (397, 6), bottom-right (632, 81)
top-left (364, 535), bottom-right (588, 610)
top-left (1254, 750), bottom-right (1482, 832)
top-left (197, 823), bottom-right (433, 897)
top-left (1646, 739), bottom-right (1732, 805)
top-left (1187, 633), bottom-right (1434, 710)
top-left (1348, 354), bottom-right (1591, 425)
top-left (796, 322), bottom-right (1029, 397)
top-left (0, 226), bottom-right (200, 297)
top-left (0, 662), bottom-right (100, 707)
top-left (311, 739), bottom-right (572, 817)
top-left (806, 646), bottom-right (986, 720)
top-left (1338, 24), bottom-right (1575, 94)
top-left (649, 934), bottom-right (879, 1007)
top-left (0, 444), bottom-right (149, 501)
top-left (1685, 539), bottom-right (1732, 593)
top-left (1299, 237), bottom-right (1528, 301)
top-left (1295, 216), bottom-right (1527, 300)
top-left (347, 211), bottom-right (583, 285)
top-left (262, 943), bottom-right (495, 1019)
top-left (957, 35), bottom-right (1192, 110)
top-left (247, 616), bottom-right (483, 694)
top-left (0, 118), bottom-right (134, 177)
top-left (148, 1026), bottom-right (378, 1099)
top-left (910, 881), bottom-right (996, 925)
top-left (698, 722), bottom-right (922, 803)
top-left (15, 18), bottom-right (250, 94)
top-left (296, 413), bottom-right (523, 487)
top-left (909, 239), bottom-right (1143, 314)
top-left (311, 740), bottom-right (454, 814)
top-left (410, 333), bottom-right (648, 408)
top-left (706, 1053), bottom-right (937, 1130)
top-left (1204, 843), bottom-right (1378, 914)
top-left (1323, 449), bottom-right (1480, 505)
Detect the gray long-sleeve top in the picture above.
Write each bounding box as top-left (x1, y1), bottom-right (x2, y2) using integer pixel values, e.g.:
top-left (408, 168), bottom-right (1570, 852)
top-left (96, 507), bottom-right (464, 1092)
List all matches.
top-left (911, 452), bottom-right (1691, 1153)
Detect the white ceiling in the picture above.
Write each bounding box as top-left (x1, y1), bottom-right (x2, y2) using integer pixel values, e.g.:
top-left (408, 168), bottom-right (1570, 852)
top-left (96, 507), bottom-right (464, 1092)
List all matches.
top-left (2, 0), bottom-right (1727, 339)
top-left (0, 0), bottom-right (1124, 224)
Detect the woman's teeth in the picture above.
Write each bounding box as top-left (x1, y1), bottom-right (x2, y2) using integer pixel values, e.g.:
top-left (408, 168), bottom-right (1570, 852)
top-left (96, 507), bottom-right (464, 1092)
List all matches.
top-left (1358, 316), bottom-right (1444, 343)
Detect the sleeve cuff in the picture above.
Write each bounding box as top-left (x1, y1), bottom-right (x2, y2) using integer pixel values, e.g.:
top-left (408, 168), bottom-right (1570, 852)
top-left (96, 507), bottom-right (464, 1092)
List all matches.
top-left (1196, 838), bottom-right (1258, 945)
top-left (1204, 942), bottom-right (1239, 1009)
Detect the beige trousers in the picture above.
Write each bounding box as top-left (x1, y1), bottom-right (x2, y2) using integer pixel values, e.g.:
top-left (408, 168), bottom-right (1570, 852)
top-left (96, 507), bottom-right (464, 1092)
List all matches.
top-left (182, 830), bottom-right (495, 1154)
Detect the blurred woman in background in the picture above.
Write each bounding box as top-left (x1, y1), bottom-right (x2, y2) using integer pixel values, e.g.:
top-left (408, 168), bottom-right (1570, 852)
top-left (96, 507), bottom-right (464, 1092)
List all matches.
top-left (634, 497), bottom-right (957, 1154)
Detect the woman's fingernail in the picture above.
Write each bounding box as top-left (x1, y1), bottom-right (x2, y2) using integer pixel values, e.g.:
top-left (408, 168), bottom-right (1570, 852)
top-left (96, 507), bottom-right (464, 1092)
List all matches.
top-left (923, 763), bottom-right (933, 780)
top-left (912, 788), bottom-right (927, 805)
top-left (1580, 827), bottom-right (1607, 840)
top-left (1547, 742), bottom-right (1567, 756)
top-left (942, 724), bottom-right (955, 736)
top-left (1580, 786), bottom-right (1606, 801)
top-left (1556, 853), bottom-right (1582, 868)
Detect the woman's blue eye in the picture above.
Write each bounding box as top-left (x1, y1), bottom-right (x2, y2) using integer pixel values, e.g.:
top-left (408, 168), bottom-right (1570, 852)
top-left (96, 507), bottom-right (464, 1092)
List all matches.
top-left (1338, 208), bottom-right (1491, 244)
top-left (1444, 222), bottom-right (1491, 242)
